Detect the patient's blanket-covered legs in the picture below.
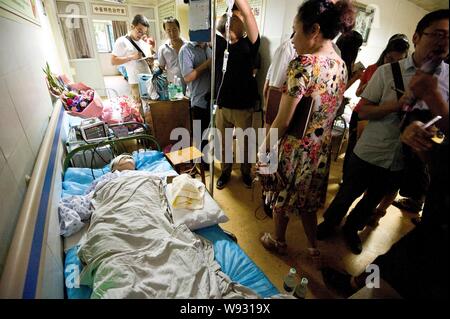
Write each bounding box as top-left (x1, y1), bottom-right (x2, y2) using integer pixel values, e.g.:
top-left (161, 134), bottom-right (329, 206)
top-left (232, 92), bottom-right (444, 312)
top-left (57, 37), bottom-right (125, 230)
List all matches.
top-left (77, 174), bottom-right (258, 299)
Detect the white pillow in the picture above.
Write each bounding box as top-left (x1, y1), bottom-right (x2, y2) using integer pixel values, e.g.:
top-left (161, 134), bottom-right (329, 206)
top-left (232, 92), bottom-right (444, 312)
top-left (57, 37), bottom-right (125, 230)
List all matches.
top-left (166, 183), bottom-right (229, 230)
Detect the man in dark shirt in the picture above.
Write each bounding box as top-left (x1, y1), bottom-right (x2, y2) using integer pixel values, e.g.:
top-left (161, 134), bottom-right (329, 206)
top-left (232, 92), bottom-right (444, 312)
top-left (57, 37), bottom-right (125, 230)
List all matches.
top-left (214, 0), bottom-right (260, 189)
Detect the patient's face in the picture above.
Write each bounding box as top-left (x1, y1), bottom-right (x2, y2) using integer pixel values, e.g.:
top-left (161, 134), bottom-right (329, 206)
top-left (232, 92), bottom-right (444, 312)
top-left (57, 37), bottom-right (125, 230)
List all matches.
top-left (114, 156), bottom-right (136, 172)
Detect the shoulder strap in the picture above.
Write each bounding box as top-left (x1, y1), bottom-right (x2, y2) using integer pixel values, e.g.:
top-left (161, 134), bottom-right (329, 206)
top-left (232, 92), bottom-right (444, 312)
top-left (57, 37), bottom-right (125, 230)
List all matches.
top-left (126, 36), bottom-right (146, 57)
top-left (390, 62), bottom-right (404, 100)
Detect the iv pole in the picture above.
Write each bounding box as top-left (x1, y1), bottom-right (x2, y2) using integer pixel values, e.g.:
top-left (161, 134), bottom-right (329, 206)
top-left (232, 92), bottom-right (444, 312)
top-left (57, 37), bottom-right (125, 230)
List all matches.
top-left (209, 0), bottom-right (217, 197)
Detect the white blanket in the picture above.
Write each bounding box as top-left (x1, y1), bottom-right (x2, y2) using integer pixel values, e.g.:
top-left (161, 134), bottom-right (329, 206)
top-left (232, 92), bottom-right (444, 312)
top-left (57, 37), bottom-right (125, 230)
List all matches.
top-left (77, 173), bottom-right (258, 299)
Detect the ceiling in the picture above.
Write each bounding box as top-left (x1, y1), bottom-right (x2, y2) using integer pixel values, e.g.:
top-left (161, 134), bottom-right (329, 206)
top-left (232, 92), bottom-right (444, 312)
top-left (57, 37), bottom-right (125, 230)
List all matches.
top-left (407, 0), bottom-right (449, 12)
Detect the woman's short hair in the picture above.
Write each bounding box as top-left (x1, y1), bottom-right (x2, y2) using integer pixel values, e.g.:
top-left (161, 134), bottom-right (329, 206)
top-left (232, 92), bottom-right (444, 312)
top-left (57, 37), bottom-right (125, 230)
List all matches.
top-left (297, 0), bottom-right (356, 40)
top-left (336, 30), bottom-right (363, 77)
top-left (163, 16), bottom-right (180, 30)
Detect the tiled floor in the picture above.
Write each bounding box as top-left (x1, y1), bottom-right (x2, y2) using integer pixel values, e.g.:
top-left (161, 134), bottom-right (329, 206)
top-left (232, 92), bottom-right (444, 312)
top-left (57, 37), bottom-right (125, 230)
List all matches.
top-left (207, 153), bottom-right (416, 299)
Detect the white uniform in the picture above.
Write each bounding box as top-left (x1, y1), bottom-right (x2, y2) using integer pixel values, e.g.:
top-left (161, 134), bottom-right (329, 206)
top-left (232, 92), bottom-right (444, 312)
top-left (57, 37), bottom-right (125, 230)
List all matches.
top-left (266, 39), bottom-right (297, 88)
top-left (112, 35), bottom-right (151, 84)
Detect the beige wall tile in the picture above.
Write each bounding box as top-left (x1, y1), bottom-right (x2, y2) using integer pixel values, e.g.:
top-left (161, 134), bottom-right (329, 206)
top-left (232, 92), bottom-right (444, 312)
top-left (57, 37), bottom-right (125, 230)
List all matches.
top-left (0, 149), bottom-right (5, 174)
top-left (0, 165), bottom-right (24, 275)
top-left (7, 135), bottom-right (35, 190)
top-left (0, 78), bottom-right (28, 160)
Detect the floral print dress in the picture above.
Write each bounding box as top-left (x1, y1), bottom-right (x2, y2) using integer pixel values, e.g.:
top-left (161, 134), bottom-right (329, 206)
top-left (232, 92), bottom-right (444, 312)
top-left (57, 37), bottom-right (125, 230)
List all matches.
top-left (271, 54), bottom-right (347, 216)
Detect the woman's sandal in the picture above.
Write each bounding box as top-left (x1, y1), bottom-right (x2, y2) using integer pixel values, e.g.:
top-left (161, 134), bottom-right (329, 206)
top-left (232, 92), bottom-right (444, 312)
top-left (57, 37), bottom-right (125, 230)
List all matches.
top-left (308, 248), bottom-right (324, 269)
top-left (260, 232), bottom-right (287, 255)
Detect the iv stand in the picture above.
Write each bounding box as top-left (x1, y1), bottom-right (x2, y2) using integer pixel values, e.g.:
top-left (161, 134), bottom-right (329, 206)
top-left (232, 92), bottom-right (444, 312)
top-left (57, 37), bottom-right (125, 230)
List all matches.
top-left (209, 0), bottom-right (217, 197)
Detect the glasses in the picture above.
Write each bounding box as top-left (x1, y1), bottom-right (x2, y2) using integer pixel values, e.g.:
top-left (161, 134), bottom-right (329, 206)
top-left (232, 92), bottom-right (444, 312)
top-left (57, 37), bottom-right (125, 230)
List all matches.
top-left (133, 27), bottom-right (147, 35)
top-left (422, 31), bottom-right (449, 40)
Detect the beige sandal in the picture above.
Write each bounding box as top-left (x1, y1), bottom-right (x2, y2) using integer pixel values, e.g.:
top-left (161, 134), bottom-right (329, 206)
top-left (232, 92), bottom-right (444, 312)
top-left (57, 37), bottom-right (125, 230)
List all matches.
top-left (260, 232), bottom-right (287, 255)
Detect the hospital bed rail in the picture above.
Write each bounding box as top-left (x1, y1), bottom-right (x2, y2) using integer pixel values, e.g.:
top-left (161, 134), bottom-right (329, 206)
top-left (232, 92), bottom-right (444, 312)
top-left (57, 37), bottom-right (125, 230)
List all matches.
top-left (63, 133), bottom-right (160, 174)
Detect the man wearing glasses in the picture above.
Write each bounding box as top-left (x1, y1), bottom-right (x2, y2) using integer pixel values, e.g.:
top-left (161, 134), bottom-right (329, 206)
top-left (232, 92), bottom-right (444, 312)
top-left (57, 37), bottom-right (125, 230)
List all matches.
top-left (317, 9), bottom-right (449, 255)
top-left (112, 14), bottom-right (153, 113)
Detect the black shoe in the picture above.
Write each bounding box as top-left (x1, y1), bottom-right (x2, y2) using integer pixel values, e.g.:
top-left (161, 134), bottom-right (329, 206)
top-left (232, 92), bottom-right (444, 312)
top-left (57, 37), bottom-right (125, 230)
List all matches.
top-left (321, 267), bottom-right (356, 298)
top-left (242, 174), bottom-right (253, 188)
top-left (411, 216), bottom-right (422, 226)
top-left (201, 162), bottom-right (210, 171)
top-left (317, 221), bottom-right (335, 240)
top-left (342, 225), bottom-right (362, 255)
top-left (216, 173), bottom-right (230, 190)
top-left (392, 198), bottom-right (423, 214)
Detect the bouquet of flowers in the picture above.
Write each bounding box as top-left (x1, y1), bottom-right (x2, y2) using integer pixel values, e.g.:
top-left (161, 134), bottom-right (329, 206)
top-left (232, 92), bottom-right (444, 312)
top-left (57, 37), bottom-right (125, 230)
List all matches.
top-left (103, 96), bottom-right (143, 130)
top-left (60, 89), bottom-right (95, 112)
top-left (42, 62), bottom-right (65, 97)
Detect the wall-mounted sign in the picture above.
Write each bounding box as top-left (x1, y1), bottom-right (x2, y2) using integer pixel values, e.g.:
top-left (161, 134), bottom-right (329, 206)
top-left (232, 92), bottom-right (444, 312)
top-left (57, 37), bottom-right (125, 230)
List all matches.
top-left (0, 0), bottom-right (40, 25)
top-left (91, 3), bottom-right (127, 16)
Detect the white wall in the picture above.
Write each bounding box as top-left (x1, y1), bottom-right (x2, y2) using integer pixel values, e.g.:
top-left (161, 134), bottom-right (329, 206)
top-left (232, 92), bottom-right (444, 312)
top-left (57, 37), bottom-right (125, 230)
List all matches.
top-left (345, 0), bottom-right (427, 102)
top-left (99, 52), bottom-right (120, 76)
top-left (176, 1), bottom-right (190, 41)
top-left (258, 0), bottom-right (428, 103)
top-left (256, 0), bottom-right (303, 97)
top-left (0, 0), bottom-right (63, 276)
top-left (357, 0), bottom-right (427, 67)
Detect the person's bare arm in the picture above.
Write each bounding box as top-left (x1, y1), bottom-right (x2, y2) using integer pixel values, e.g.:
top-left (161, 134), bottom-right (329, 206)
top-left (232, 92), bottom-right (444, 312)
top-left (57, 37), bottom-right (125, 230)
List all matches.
top-left (355, 81), bottom-right (367, 97)
top-left (358, 98), bottom-right (405, 120)
top-left (346, 68), bottom-right (364, 90)
top-left (261, 93), bottom-right (301, 151)
top-left (183, 59), bottom-right (211, 83)
top-left (408, 71), bottom-right (449, 134)
top-left (111, 52), bottom-right (141, 66)
top-left (401, 121), bottom-right (436, 164)
top-left (263, 79), bottom-right (270, 103)
top-left (234, 0), bottom-right (259, 43)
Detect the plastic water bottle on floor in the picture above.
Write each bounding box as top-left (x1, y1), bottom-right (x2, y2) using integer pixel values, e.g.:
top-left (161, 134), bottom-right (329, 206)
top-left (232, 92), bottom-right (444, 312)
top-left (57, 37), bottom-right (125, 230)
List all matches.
top-left (283, 268), bottom-right (298, 294)
top-left (293, 277), bottom-right (309, 299)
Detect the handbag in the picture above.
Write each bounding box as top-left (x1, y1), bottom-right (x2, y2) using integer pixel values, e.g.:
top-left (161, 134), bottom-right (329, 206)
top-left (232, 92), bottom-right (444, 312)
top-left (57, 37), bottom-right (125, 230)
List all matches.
top-left (259, 92), bottom-right (313, 192)
top-left (265, 88), bottom-right (313, 139)
top-left (285, 95), bottom-right (314, 139)
top-left (265, 87), bottom-right (282, 125)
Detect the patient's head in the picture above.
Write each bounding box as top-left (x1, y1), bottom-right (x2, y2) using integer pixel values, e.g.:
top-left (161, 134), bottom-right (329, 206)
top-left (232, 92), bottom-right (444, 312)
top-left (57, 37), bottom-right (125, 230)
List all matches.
top-left (110, 154), bottom-right (136, 172)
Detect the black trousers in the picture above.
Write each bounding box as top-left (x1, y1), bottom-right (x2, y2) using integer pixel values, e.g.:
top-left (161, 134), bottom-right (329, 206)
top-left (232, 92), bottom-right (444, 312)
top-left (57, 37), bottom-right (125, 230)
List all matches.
top-left (342, 111), bottom-right (359, 181)
top-left (323, 153), bottom-right (403, 231)
top-left (398, 146), bottom-right (430, 201)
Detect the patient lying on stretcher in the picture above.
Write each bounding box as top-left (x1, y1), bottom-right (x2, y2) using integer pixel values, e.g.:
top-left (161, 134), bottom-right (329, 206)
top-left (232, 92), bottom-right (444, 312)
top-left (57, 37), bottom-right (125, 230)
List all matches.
top-left (60, 154), bottom-right (257, 298)
top-left (59, 154), bottom-right (142, 237)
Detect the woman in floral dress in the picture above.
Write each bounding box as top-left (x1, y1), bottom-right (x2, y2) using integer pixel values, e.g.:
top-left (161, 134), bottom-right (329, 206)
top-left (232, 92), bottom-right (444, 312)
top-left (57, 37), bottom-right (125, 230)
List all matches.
top-left (258, 0), bottom-right (354, 264)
